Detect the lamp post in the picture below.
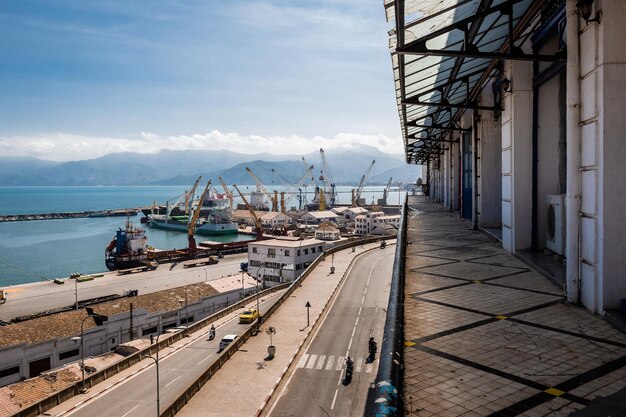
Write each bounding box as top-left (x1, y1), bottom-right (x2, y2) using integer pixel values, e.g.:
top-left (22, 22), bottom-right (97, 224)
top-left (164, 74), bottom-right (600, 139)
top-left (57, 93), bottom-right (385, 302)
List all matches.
top-left (75, 279), bottom-right (79, 310)
top-left (143, 331), bottom-right (164, 417)
top-left (77, 310), bottom-right (108, 393)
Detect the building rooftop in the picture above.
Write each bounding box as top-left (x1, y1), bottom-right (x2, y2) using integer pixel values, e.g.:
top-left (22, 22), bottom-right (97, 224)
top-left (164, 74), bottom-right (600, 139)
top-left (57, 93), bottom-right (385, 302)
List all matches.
top-left (346, 207), bottom-right (369, 214)
top-left (249, 238), bottom-right (324, 248)
top-left (301, 211), bottom-right (338, 219)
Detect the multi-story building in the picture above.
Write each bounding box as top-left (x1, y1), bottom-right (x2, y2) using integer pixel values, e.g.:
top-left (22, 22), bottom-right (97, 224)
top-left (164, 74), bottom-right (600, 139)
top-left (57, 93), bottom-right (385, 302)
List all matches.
top-left (299, 210), bottom-right (338, 225)
top-left (247, 237), bottom-right (327, 285)
top-left (355, 212), bottom-right (385, 235)
top-left (371, 215), bottom-right (401, 235)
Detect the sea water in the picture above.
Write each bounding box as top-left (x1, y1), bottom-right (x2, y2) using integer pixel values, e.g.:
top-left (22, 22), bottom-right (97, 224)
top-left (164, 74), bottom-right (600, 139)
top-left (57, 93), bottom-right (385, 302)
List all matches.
top-left (0, 185), bottom-right (406, 285)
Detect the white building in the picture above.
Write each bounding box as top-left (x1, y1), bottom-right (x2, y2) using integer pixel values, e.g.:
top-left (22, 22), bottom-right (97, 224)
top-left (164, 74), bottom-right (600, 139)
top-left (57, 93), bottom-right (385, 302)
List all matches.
top-left (314, 223), bottom-right (341, 241)
top-left (344, 206), bottom-right (369, 220)
top-left (355, 212), bottom-right (385, 235)
top-left (299, 210), bottom-right (339, 224)
top-left (371, 215), bottom-right (401, 235)
top-left (387, 0), bottom-right (626, 314)
top-left (331, 206), bottom-right (349, 216)
top-left (231, 209), bottom-right (267, 226)
top-left (247, 238), bottom-right (327, 285)
top-left (260, 212), bottom-right (292, 228)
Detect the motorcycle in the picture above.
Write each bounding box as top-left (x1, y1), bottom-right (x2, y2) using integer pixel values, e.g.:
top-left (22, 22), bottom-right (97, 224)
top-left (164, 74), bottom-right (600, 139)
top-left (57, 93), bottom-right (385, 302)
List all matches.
top-left (343, 357), bottom-right (354, 385)
top-left (367, 337), bottom-right (377, 363)
top-left (208, 326), bottom-right (216, 341)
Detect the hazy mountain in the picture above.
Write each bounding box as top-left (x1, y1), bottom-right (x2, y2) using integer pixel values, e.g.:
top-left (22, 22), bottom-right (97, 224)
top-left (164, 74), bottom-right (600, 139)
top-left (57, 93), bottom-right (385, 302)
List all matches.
top-left (0, 145), bottom-right (421, 186)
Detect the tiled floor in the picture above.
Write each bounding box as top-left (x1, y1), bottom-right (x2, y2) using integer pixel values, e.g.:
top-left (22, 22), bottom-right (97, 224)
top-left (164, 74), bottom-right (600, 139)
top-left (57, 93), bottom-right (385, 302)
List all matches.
top-left (403, 196), bottom-right (626, 417)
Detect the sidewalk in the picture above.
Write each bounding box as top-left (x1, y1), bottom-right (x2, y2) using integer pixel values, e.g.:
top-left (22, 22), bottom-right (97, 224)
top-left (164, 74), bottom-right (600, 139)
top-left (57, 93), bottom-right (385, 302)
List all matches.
top-left (176, 241), bottom-right (385, 417)
top-left (403, 196), bottom-right (626, 416)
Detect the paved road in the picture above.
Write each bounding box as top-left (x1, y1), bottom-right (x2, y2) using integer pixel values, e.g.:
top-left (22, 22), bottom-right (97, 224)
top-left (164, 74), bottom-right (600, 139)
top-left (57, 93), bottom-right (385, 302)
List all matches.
top-left (0, 253), bottom-right (247, 320)
top-left (50, 291), bottom-right (281, 417)
top-left (266, 247), bottom-right (394, 417)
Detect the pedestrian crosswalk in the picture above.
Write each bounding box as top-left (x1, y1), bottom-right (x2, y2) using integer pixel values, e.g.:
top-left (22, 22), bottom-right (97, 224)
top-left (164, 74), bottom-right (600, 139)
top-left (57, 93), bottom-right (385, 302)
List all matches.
top-left (295, 353), bottom-right (377, 374)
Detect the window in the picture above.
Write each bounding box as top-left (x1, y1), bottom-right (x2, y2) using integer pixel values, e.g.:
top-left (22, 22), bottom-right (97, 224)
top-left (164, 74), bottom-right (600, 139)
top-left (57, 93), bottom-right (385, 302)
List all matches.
top-left (59, 349), bottom-right (80, 361)
top-left (250, 259), bottom-right (261, 267)
top-left (252, 247), bottom-right (258, 254)
top-left (284, 250), bottom-right (290, 256)
top-left (0, 366), bottom-right (19, 379)
top-left (304, 249), bottom-right (309, 255)
top-left (142, 326), bottom-right (158, 336)
top-left (268, 248), bottom-right (276, 257)
top-left (318, 246), bottom-right (323, 252)
top-left (297, 250), bottom-right (301, 256)
top-left (311, 247), bottom-right (315, 253)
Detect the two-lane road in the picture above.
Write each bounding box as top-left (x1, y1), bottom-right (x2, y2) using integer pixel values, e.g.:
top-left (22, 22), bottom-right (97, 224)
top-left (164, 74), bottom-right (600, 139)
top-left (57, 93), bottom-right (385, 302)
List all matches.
top-left (267, 245), bottom-right (395, 417)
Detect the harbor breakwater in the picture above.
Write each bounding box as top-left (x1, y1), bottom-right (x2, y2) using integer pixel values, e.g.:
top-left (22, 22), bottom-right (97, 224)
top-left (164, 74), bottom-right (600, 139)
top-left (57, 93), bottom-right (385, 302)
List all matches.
top-left (0, 209), bottom-right (139, 222)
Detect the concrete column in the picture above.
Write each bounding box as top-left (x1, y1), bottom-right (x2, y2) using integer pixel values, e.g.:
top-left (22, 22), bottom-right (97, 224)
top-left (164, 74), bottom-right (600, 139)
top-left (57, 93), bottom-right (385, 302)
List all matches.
top-left (598, 0), bottom-right (626, 311)
top-left (477, 101), bottom-right (502, 228)
top-left (501, 59), bottom-right (533, 253)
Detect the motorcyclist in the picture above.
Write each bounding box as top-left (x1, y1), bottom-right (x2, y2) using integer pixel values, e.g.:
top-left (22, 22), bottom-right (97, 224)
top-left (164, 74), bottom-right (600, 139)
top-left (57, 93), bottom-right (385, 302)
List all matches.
top-left (209, 325), bottom-right (216, 340)
top-left (346, 357), bottom-right (354, 373)
top-left (368, 337), bottom-right (377, 354)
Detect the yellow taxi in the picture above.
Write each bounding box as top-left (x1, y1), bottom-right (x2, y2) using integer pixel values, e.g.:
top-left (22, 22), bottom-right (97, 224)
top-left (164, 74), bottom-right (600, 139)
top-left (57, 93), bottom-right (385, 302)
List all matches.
top-left (239, 308), bottom-right (259, 324)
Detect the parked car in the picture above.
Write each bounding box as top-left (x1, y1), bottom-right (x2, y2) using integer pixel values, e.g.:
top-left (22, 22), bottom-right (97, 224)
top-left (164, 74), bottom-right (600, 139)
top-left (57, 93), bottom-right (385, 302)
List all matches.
top-left (219, 334), bottom-right (238, 351)
top-left (239, 308), bottom-right (259, 324)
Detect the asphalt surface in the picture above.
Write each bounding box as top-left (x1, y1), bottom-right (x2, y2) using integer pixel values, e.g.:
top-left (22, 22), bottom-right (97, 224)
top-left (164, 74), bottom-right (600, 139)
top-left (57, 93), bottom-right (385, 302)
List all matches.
top-left (50, 291), bottom-right (281, 417)
top-left (0, 253), bottom-right (247, 320)
top-left (266, 246), bottom-right (394, 417)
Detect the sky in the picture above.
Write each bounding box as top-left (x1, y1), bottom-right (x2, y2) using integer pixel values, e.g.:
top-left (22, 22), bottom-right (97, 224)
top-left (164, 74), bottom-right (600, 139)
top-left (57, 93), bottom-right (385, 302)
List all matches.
top-left (0, 0), bottom-right (402, 162)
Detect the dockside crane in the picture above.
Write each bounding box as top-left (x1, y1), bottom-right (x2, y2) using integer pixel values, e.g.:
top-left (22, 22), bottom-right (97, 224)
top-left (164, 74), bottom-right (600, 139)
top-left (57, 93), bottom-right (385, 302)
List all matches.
top-left (301, 157), bottom-right (317, 207)
top-left (184, 176), bottom-right (202, 214)
top-left (353, 160), bottom-right (375, 207)
top-left (246, 167), bottom-right (278, 211)
top-left (217, 176), bottom-right (234, 209)
top-left (188, 179), bottom-right (212, 254)
top-left (272, 165), bottom-right (315, 210)
top-left (319, 148), bottom-right (336, 208)
top-left (232, 184), bottom-right (264, 240)
top-left (382, 177), bottom-right (393, 206)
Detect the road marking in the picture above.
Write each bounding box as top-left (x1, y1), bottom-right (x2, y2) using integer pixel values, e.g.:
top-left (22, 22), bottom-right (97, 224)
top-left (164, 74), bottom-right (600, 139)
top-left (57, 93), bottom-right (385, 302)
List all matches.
top-left (358, 306), bottom-right (362, 315)
top-left (315, 355), bottom-right (326, 370)
top-left (120, 404), bottom-right (140, 417)
top-left (296, 353), bottom-right (309, 369)
top-left (361, 294), bottom-right (365, 304)
top-left (365, 362), bottom-right (374, 373)
top-left (305, 354), bottom-right (318, 369)
top-left (336, 356), bottom-right (344, 371)
top-left (165, 375), bottom-right (182, 387)
top-left (198, 354), bottom-right (213, 364)
top-left (331, 389), bottom-right (338, 410)
top-left (325, 356), bottom-right (335, 370)
top-left (355, 360), bottom-right (362, 373)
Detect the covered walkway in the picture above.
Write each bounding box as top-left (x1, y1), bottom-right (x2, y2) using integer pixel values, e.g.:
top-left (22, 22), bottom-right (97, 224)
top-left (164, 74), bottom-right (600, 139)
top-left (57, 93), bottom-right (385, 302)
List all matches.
top-left (403, 195), bottom-right (626, 416)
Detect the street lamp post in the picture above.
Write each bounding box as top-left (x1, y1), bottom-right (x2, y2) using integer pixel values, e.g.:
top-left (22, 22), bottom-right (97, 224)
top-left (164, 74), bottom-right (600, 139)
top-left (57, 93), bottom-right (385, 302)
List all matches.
top-left (143, 331), bottom-right (164, 417)
top-left (75, 279), bottom-right (79, 310)
top-left (77, 310), bottom-right (108, 393)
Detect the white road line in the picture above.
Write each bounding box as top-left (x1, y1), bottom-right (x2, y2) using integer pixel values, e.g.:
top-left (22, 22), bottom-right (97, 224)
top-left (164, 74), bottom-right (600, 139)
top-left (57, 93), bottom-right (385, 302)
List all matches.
top-left (165, 375), bottom-right (182, 388)
top-left (351, 326), bottom-right (357, 338)
top-left (361, 294), bottom-right (365, 304)
top-left (315, 355), bottom-right (326, 370)
top-left (336, 356), bottom-right (344, 371)
top-left (330, 389), bottom-right (339, 410)
top-left (120, 404), bottom-right (140, 417)
top-left (355, 359), bottom-right (362, 373)
top-left (296, 353), bottom-right (309, 369)
top-left (198, 354), bottom-right (213, 364)
top-left (325, 356), bottom-right (335, 371)
top-left (358, 306), bottom-right (362, 315)
top-left (354, 317), bottom-right (359, 327)
top-left (305, 354), bottom-right (318, 369)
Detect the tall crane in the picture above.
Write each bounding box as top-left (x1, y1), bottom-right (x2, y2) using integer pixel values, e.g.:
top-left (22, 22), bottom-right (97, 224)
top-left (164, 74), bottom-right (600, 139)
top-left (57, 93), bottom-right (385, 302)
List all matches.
top-left (246, 167), bottom-right (277, 211)
top-left (184, 176), bottom-right (202, 214)
top-left (232, 184), bottom-right (264, 240)
top-left (382, 177), bottom-right (393, 206)
top-left (353, 160), bottom-right (375, 207)
top-left (301, 157), bottom-right (317, 207)
top-left (272, 165), bottom-right (315, 210)
top-left (217, 176), bottom-right (233, 209)
top-left (319, 148), bottom-right (336, 208)
top-left (188, 180), bottom-right (212, 254)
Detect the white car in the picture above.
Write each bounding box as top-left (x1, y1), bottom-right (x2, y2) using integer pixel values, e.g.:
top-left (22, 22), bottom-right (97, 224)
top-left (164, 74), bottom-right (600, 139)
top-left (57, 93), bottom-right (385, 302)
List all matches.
top-left (219, 334), bottom-right (238, 351)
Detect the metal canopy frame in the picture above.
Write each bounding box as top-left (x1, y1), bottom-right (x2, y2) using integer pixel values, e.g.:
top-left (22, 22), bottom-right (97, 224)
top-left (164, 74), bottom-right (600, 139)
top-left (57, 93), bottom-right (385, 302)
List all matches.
top-left (387, 0), bottom-right (566, 165)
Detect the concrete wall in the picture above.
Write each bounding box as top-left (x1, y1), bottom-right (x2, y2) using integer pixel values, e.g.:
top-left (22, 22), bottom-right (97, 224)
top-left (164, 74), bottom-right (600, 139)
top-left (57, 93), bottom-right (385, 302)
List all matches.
top-left (477, 95), bottom-right (502, 228)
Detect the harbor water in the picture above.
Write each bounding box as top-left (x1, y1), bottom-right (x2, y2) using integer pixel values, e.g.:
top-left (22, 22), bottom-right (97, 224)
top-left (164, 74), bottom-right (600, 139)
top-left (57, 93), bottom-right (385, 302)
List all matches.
top-left (0, 185), bottom-right (407, 285)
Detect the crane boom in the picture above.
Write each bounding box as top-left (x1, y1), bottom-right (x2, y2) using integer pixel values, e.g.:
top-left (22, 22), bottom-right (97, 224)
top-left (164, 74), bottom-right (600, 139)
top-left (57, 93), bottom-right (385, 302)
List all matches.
top-left (383, 177), bottom-right (393, 205)
top-left (188, 179), bottom-right (212, 253)
top-left (246, 167), bottom-right (277, 211)
top-left (185, 176), bottom-right (202, 214)
top-left (319, 148), bottom-right (336, 207)
top-left (354, 160), bottom-right (375, 206)
top-left (218, 176), bottom-right (233, 209)
top-left (233, 184), bottom-right (263, 239)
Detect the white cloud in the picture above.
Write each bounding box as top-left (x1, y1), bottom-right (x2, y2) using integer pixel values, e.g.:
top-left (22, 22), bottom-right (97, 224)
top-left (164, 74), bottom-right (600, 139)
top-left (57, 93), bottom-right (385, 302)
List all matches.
top-left (0, 131), bottom-right (403, 162)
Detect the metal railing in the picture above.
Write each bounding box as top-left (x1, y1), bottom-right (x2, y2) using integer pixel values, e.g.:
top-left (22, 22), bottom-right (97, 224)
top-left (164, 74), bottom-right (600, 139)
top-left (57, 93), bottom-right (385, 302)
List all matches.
top-left (366, 197), bottom-right (407, 417)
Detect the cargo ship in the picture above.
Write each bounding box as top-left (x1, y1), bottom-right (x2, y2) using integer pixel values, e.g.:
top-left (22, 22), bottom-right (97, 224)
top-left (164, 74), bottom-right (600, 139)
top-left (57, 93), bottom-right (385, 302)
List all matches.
top-left (104, 220), bottom-right (154, 271)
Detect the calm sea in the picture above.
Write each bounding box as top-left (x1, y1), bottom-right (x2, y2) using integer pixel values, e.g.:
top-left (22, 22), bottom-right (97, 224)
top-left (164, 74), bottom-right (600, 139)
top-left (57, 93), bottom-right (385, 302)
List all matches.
top-left (0, 185), bottom-right (404, 286)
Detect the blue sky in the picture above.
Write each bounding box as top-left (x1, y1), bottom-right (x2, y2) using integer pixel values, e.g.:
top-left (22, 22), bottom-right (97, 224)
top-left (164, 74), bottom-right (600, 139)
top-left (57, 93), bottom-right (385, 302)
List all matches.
top-left (0, 1), bottom-right (401, 161)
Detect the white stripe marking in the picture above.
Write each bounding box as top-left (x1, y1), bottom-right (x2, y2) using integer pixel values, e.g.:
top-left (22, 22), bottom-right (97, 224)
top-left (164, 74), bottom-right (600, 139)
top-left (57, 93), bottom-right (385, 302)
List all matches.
top-left (316, 355), bottom-right (326, 370)
top-left (355, 359), bottom-right (362, 373)
top-left (296, 353), bottom-right (309, 369)
top-left (198, 354), bottom-right (213, 364)
top-left (336, 356), bottom-right (344, 371)
top-left (306, 354), bottom-right (318, 369)
top-left (325, 356), bottom-right (335, 370)
top-left (165, 375), bottom-right (182, 387)
top-left (120, 404), bottom-right (140, 417)
top-left (331, 389), bottom-right (339, 410)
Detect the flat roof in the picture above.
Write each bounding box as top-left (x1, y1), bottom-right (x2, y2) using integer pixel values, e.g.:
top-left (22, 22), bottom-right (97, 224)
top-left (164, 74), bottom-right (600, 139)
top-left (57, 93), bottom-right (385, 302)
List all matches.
top-left (250, 238), bottom-right (324, 248)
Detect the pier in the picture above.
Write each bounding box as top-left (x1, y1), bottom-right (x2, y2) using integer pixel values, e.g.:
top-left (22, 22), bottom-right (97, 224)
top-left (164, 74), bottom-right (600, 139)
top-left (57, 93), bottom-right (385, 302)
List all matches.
top-left (0, 209), bottom-right (138, 222)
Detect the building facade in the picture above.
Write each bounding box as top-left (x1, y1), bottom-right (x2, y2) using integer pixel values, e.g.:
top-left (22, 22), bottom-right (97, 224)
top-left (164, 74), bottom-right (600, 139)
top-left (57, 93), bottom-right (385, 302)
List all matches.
top-left (387, 0), bottom-right (626, 314)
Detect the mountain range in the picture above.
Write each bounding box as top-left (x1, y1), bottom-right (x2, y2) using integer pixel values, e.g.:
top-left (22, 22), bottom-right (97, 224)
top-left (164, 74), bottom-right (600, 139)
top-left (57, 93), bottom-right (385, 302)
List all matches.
top-left (0, 145), bottom-right (422, 186)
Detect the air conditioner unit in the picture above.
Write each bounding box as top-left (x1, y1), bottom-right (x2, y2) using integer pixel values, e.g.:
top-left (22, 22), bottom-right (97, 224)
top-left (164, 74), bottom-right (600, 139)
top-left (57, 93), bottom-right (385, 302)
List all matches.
top-left (546, 194), bottom-right (566, 256)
